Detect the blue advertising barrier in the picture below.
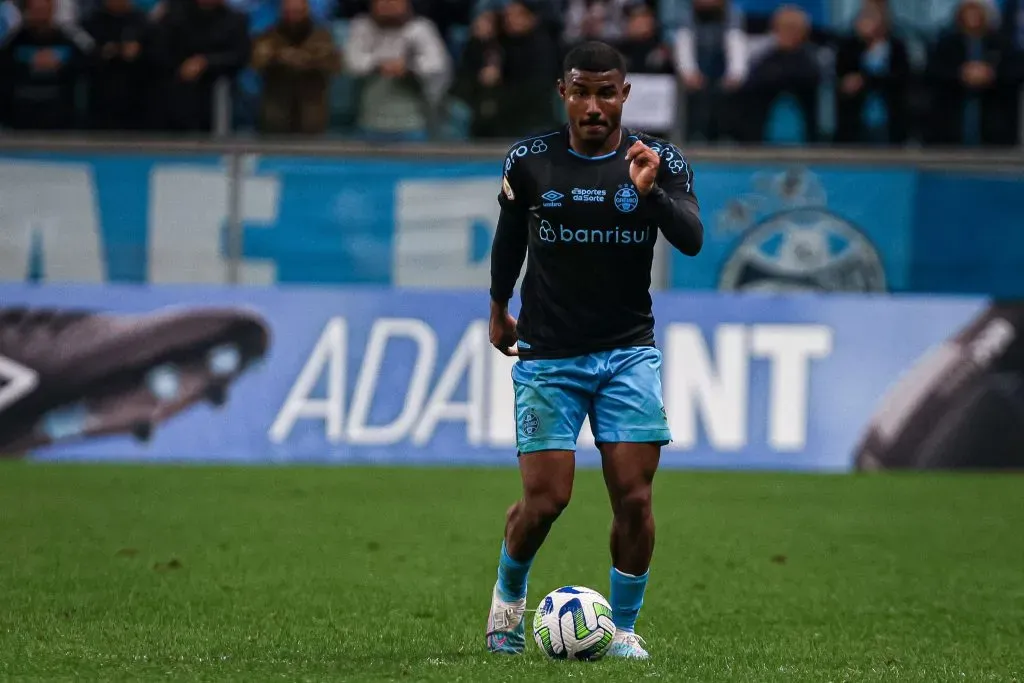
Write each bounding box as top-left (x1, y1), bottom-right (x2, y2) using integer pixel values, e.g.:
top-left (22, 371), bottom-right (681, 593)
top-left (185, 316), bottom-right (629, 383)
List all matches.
top-left (0, 284), bottom-right (989, 471)
top-left (1, 152), bottom-right (1023, 294)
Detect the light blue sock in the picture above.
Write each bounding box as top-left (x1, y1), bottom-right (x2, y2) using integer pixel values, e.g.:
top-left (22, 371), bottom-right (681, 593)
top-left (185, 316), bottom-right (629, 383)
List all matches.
top-left (496, 541), bottom-right (533, 601)
top-left (610, 567), bottom-right (649, 632)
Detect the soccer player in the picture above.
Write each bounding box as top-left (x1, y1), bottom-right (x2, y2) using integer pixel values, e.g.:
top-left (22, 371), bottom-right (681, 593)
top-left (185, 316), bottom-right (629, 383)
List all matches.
top-left (484, 41), bottom-right (704, 659)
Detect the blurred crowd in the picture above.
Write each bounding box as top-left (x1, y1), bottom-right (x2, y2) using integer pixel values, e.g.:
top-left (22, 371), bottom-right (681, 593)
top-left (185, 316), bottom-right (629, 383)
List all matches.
top-left (1, 0), bottom-right (1022, 145)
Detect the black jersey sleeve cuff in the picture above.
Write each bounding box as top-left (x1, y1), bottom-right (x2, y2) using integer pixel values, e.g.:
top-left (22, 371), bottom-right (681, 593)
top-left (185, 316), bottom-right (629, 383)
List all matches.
top-left (489, 289), bottom-right (512, 305)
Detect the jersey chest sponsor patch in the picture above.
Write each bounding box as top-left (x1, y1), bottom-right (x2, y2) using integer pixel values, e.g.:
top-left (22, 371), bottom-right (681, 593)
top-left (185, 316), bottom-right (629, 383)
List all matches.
top-left (535, 183), bottom-right (640, 215)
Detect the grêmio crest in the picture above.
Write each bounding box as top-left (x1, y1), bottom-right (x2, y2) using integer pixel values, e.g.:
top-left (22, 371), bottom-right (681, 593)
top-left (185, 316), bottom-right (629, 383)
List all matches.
top-left (716, 168), bottom-right (887, 293)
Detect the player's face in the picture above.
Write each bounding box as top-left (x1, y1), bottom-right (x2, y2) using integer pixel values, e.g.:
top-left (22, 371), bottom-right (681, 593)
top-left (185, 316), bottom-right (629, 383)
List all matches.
top-left (559, 69), bottom-right (630, 144)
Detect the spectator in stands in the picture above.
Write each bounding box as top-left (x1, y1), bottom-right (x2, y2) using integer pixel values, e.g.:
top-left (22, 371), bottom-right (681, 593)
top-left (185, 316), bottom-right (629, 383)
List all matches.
top-left (732, 4), bottom-right (820, 143)
top-left (451, 9), bottom-right (503, 137)
top-left (0, 0), bottom-right (88, 130)
top-left (346, 0), bottom-right (451, 140)
top-left (453, 1), bottom-right (557, 138)
top-left (82, 0), bottom-right (149, 130)
top-left (1002, 0), bottom-right (1024, 51)
top-left (925, 0), bottom-right (1019, 146)
top-left (475, 0), bottom-right (566, 45)
top-left (252, 0), bottom-right (340, 134)
top-left (0, 0), bottom-right (21, 42)
top-left (1000, 0), bottom-right (1024, 136)
top-left (417, 0), bottom-right (475, 44)
top-left (342, 0), bottom-right (499, 43)
top-left (563, 0), bottom-right (633, 45)
top-left (14, 0), bottom-right (87, 29)
top-left (614, 1), bottom-right (671, 74)
top-left (496, 1), bottom-right (558, 134)
top-left (834, 0), bottom-right (910, 145)
top-left (672, 0), bottom-right (748, 141)
top-left (150, 0), bottom-right (250, 132)
top-left (234, 0), bottom-right (332, 30)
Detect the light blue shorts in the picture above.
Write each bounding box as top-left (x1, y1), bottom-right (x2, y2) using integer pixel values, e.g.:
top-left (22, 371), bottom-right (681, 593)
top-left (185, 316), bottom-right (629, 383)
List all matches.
top-left (512, 346), bottom-right (672, 454)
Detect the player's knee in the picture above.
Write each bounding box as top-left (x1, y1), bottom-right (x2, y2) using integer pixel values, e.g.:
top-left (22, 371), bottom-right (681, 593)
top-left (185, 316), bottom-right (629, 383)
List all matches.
top-left (526, 487), bottom-right (572, 525)
top-left (613, 485), bottom-right (653, 526)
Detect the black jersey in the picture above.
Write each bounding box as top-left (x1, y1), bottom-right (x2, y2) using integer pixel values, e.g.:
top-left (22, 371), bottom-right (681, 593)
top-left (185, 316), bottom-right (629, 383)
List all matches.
top-left (489, 126), bottom-right (704, 360)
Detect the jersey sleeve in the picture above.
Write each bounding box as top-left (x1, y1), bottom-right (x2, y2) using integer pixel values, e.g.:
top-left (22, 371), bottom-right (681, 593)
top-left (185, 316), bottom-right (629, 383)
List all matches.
top-left (490, 147), bottom-right (530, 304)
top-left (653, 141), bottom-right (697, 204)
top-left (496, 144), bottom-right (530, 211)
top-left (644, 141), bottom-right (704, 256)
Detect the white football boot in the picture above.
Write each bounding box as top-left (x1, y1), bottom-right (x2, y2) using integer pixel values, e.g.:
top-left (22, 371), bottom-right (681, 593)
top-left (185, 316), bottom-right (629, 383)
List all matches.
top-left (485, 582), bottom-right (527, 654)
top-left (607, 630), bottom-right (650, 659)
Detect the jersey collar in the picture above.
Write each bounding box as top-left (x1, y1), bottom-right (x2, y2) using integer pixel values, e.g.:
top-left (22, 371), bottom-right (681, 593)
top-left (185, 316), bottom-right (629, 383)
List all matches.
top-left (565, 126), bottom-right (629, 162)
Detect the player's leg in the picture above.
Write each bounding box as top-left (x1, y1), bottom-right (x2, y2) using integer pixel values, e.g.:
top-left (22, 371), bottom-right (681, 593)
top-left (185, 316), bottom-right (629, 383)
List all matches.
top-left (600, 441), bottom-right (660, 658)
top-left (503, 449), bottom-right (575, 577)
top-left (487, 450), bottom-right (575, 654)
top-left (486, 355), bottom-right (596, 654)
top-left (589, 346), bottom-right (671, 659)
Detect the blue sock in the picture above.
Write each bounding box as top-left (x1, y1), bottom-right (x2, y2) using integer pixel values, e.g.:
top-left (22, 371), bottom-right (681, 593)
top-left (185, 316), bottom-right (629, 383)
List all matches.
top-left (610, 567), bottom-right (649, 632)
top-left (496, 541), bottom-right (533, 601)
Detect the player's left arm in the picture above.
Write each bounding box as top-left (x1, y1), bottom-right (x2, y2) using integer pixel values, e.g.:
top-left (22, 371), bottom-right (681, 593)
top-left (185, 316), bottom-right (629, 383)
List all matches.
top-left (627, 139), bottom-right (704, 256)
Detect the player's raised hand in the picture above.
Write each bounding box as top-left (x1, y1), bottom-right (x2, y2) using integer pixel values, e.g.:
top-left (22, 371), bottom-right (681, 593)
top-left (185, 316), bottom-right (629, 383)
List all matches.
top-left (489, 301), bottom-right (520, 356)
top-left (626, 140), bottom-right (660, 196)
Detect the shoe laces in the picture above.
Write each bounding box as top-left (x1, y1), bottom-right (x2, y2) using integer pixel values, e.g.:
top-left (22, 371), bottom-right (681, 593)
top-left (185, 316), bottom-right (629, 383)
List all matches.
top-left (618, 632), bottom-right (647, 648)
top-left (490, 603), bottom-right (524, 632)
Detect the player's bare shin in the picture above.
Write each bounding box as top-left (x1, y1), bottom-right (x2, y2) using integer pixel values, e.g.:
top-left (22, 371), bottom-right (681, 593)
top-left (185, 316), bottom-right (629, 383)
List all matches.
top-left (600, 442), bottom-right (660, 575)
top-left (504, 450), bottom-right (576, 561)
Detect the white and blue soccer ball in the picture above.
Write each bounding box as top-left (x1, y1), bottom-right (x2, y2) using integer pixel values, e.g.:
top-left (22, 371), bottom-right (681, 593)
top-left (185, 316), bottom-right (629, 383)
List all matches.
top-left (532, 586), bottom-right (616, 660)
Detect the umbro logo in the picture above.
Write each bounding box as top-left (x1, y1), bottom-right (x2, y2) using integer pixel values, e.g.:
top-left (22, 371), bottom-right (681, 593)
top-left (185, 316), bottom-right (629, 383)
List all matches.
top-left (541, 190), bottom-right (563, 207)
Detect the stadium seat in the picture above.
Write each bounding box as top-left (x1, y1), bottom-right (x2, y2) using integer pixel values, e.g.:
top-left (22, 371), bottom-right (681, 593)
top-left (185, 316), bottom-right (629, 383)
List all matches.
top-left (439, 98), bottom-right (473, 141)
top-left (738, 0), bottom-right (828, 25)
top-left (446, 24), bottom-right (470, 63)
top-left (764, 94), bottom-right (807, 144)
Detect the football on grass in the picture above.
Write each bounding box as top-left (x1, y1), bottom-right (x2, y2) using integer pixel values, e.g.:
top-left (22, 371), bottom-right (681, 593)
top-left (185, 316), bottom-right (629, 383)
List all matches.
top-left (532, 586), bottom-right (616, 660)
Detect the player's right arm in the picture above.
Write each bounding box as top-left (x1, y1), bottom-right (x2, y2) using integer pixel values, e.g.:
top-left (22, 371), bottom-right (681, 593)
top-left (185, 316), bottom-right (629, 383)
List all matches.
top-left (488, 150), bottom-right (530, 355)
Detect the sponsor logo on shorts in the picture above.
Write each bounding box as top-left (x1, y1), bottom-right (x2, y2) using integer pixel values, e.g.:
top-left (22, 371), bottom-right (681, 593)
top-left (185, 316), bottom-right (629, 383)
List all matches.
top-left (521, 407), bottom-right (539, 436)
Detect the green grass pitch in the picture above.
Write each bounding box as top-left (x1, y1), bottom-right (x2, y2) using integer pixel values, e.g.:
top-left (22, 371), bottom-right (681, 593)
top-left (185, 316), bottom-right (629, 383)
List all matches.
top-left (1, 463), bottom-right (1022, 682)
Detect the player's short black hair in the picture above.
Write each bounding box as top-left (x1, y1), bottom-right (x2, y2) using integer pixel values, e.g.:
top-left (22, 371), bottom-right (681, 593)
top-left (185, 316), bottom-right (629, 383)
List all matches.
top-left (562, 41), bottom-right (628, 77)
